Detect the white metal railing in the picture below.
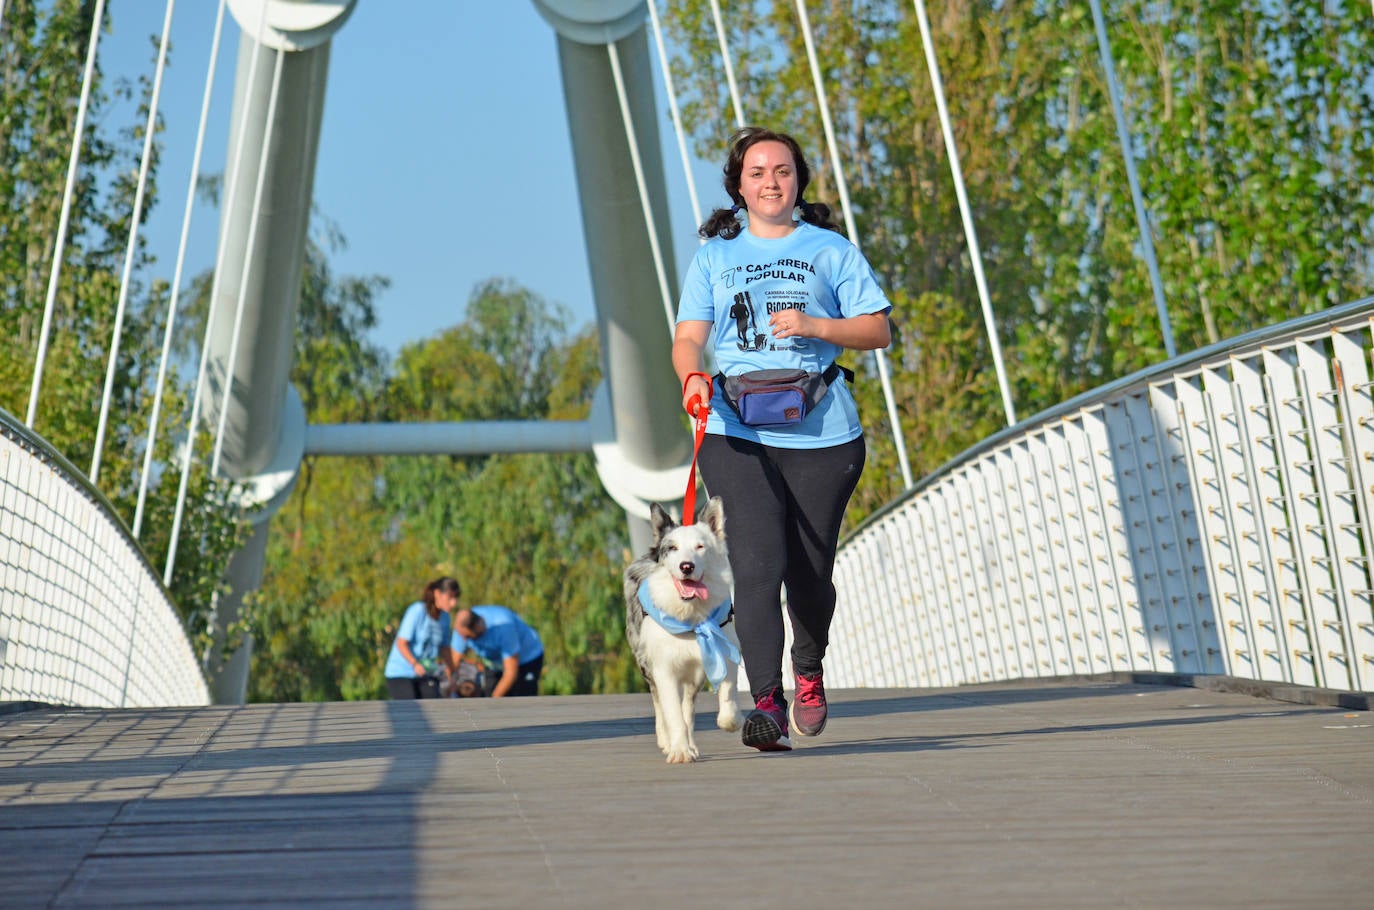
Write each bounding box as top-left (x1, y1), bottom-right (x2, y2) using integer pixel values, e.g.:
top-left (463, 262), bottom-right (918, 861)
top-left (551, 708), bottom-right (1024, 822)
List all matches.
top-left (0, 406), bottom-right (209, 708)
top-left (830, 297), bottom-right (1374, 694)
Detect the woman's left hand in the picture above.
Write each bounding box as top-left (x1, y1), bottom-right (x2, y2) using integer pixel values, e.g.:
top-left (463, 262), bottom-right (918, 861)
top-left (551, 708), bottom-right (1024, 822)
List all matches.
top-left (769, 309), bottom-right (812, 340)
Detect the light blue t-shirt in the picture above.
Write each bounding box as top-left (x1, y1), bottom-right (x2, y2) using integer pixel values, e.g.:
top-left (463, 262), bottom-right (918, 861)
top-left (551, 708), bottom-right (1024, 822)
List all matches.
top-left (676, 220), bottom-right (892, 449)
top-left (383, 601), bottom-right (452, 678)
top-left (452, 605), bottom-right (543, 667)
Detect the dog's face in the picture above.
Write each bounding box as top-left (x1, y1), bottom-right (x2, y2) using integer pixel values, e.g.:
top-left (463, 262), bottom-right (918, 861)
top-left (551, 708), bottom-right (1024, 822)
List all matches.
top-left (626, 497), bottom-right (732, 622)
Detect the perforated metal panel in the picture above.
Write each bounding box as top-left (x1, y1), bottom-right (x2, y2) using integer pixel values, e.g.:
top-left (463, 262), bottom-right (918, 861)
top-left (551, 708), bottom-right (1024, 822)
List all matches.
top-left (0, 412), bottom-right (208, 708)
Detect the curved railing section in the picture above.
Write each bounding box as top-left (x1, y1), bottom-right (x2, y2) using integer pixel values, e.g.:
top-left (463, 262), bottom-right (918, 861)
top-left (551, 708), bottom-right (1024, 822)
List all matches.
top-left (0, 407), bottom-right (209, 707)
top-left (829, 296), bottom-right (1374, 694)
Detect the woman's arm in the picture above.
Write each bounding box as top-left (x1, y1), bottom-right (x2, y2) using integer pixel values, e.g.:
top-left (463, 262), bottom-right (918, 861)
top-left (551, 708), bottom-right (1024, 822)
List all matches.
top-left (768, 309), bottom-right (890, 350)
top-left (395, 638), bottom-right (425, 676)
top-left (673, 320), bottom-right (713, 414)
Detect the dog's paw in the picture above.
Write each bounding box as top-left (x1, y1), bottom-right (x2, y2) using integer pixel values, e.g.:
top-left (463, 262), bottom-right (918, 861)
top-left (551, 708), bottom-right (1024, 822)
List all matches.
top-left (664, 746), bottom-right (697, 764)
top-left (717, 708), bottom-right (741, 732)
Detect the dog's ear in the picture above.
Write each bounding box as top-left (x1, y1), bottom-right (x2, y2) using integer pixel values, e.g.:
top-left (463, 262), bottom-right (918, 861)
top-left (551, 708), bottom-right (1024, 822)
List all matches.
top-left (699, 496), bottom-right (726, 540)
top-left (649, 502), bottom-right (676, 544)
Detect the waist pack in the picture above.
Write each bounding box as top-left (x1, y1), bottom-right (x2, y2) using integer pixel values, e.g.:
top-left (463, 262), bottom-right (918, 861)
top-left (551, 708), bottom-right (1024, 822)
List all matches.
top-left (715, 363), bottom-right (854, 427)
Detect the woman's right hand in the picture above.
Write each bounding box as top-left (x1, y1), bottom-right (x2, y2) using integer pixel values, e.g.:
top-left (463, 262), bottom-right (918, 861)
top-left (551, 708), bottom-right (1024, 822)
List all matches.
top-left (682, 373), bottom-right (711, 417)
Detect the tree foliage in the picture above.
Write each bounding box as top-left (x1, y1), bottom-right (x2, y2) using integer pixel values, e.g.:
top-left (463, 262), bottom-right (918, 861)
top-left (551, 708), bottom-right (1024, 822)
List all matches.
top-left (247, 278), bottom-right (637, 702)
top-left (662, 0), bottom-right (1374, 520)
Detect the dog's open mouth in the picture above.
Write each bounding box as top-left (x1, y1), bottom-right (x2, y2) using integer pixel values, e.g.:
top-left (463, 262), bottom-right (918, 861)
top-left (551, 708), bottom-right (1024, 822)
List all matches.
top-left (673, 577), bottom-right (709, 600)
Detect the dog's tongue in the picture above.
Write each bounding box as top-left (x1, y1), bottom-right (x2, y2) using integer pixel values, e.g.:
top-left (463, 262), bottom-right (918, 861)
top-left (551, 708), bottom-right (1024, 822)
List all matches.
top-left (674, 577), bottom-right (709, 600)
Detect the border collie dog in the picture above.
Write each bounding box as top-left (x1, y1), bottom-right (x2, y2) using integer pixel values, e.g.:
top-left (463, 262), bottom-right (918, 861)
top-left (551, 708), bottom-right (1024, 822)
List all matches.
top-left (623, 498), bottom-right (742, 763)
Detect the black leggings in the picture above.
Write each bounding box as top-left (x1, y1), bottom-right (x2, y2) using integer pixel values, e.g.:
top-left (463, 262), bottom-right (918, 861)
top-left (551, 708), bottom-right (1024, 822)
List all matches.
top-left (386, 676), bottom-right (442, 699)
top-left (697, 434), bottom-right (865, 699)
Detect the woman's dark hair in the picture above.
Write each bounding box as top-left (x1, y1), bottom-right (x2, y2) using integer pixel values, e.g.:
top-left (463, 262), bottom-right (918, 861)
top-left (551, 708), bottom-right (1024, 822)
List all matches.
top-left (698, 126), bottom-right (842, 240)
top-left (422, 576), bottom-right (460, 614)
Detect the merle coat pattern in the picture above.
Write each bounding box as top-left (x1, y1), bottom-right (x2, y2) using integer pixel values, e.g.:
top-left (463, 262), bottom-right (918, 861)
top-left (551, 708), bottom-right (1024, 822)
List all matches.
top-left (623, 498), bottom-right (742, 763)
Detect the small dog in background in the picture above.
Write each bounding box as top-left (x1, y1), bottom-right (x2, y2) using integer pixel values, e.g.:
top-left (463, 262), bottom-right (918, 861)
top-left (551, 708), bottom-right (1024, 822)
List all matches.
top-left (440, 661), bottom-right (487, 698)
top-left (623, 497), bottom-right (742, 763)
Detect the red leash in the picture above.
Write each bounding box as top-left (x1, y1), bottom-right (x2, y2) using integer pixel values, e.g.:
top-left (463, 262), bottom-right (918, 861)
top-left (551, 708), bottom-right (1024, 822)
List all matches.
top-left (681, 372), bottom-right (712, 522)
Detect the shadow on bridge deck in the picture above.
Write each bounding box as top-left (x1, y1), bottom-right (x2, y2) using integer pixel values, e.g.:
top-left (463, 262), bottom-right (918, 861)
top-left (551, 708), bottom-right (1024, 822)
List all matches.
top-left (2, 680), bottom-right (1369, 908)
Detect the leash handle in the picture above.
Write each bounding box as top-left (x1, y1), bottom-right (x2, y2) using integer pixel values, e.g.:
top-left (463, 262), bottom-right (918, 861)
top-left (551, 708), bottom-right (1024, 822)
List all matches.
top-left (681, 373), bottom-right (711, 521)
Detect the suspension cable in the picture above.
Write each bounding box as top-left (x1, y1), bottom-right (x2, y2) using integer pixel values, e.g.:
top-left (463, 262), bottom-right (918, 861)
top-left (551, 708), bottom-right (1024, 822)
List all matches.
top-left (792, 0), bottom-right (914, 489)
top-left (646, 0), bottom-right (702, 231)
top-left (708, 0), bottom-right (744, 128)
top-left (136, 0), bottom-right (227, 539)
top-left (911, 0), bottom-right (1016, 425)
top-left (211, 45), bottom-right (285, 476)
top-left (91, 0), bottom-right (175, 485)
top-left (1088, 0), bottom-right (1174, 358)
top-left (166, 0), bottom-right (270, 584)
top-left (608, 40), bottom-right (676, 336)
top-left (26, 0), bottom-right (108, 428)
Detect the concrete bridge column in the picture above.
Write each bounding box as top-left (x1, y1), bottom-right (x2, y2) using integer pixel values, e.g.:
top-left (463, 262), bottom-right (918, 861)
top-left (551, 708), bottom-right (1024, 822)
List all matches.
top-left (531, 0), bottom-right (695, 555)
top-left (202, 0), bottom-right (356, 703)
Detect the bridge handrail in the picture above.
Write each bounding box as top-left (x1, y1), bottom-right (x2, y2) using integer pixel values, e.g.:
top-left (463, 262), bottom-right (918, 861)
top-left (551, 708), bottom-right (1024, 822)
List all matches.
top-left (0, 405), bottom-right (210, 707)
top-left (830, 295), bottom-right (1374, 694)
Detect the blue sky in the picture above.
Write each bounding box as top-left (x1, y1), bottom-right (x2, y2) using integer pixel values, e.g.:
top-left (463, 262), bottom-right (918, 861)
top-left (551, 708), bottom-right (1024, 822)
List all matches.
top-left (100, 1), bottom-right (722, 357)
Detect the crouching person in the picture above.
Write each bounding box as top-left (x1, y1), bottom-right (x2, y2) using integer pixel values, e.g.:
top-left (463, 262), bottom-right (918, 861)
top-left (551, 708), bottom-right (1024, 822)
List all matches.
top-left (452, 606), bottom-right (543, 697)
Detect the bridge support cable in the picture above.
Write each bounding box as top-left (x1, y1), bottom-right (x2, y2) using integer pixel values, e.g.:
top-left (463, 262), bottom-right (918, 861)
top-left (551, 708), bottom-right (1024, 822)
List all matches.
top-left (708, 0), bottom-right (745, 129)
top-left (608, 41), bottom-right (676, 336)
top-left (792, 1), bottom-right (914, 489)
top-left (909, 0), bottom-right (1017, 426)
top-left (1087, 0), bottom-right (1175, 359)
top-left (92, 0), bottom-right (175, 486)
top-left (136, 0), bottom-right (229, 539)
top-left (165, 0), bottom-right (274, 585)
top-left (26, 0), bottom-right (107, 428)
top-left (646, 0), bottom-right (702, 231)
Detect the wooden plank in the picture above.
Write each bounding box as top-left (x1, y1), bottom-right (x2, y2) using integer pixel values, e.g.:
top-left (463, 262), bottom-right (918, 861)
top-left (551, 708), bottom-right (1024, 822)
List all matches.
top-left (1, 685), bottom-right (1370, 909)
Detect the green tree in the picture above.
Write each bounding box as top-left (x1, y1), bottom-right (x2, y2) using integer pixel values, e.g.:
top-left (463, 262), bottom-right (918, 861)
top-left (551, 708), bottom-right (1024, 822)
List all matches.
top-left (245, 221), bottom-right (400, 702)
top-left (248, 277), bottom-right (637, 701)
top-left (662, 0), bottom-right (1374, 504)
top-left (380, 281), bottom-right (636, 696)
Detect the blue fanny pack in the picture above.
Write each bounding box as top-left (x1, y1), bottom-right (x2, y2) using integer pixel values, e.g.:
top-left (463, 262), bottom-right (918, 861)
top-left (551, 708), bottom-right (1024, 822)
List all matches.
top-left (716, 363), bottom-right (853, 427)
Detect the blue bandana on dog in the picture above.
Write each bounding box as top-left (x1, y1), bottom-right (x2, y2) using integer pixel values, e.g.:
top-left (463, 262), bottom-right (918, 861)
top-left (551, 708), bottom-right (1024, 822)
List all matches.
top-left (637, 580), bottom-right (739, 687)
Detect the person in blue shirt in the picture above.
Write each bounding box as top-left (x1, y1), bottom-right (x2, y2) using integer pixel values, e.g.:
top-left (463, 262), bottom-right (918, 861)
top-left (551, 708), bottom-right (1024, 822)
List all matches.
top-left (673, 127), bottom-right (892, 752)
top-left (383, 577), bottom-right (459, 699)
top-left (451, 606), bottom-right (544, 697)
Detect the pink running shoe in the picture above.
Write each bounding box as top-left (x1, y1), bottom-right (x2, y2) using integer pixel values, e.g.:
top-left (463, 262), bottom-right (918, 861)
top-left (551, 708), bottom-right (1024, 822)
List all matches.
top-left (742, 688), bottom-right (792, 751)
top-left (789, 670), bottom-right (827, 737)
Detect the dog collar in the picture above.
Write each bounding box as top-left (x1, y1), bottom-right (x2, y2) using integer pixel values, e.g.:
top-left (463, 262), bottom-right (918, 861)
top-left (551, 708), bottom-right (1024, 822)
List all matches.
top-left (637, 580), bottom-right (739, 687)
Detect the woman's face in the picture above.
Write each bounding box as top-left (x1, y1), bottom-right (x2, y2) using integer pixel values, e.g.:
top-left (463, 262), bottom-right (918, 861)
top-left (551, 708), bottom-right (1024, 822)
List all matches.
top-left (436, 590), bottom-right (459, 612)
top-left (737, 140), bottom-right (798, 229)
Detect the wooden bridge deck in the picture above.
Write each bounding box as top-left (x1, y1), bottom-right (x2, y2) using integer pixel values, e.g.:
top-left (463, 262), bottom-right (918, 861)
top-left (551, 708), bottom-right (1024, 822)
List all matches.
top-left (2, 678), bottom-right (1370, 908)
